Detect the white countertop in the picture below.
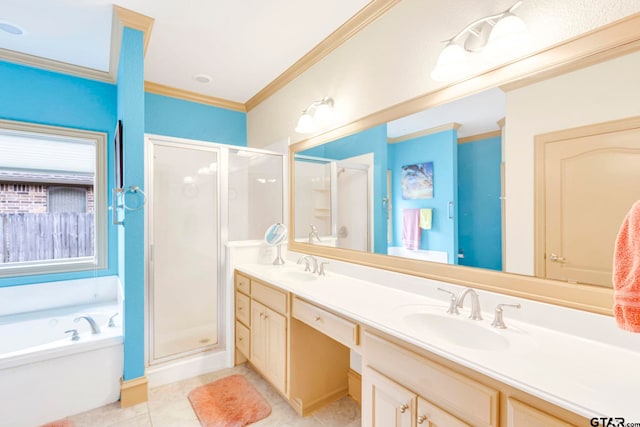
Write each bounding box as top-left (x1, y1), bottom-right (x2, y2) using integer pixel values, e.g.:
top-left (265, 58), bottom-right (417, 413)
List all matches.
top-left (236, 262), bottom-right (640, 421)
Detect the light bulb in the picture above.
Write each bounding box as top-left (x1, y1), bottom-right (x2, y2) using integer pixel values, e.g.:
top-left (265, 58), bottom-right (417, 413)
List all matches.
top-left (295, 112), bottom-right (316, 134)
top-left (430, 42), bottom-right (471, 82)
top-left (314, 99), bottom-right (333, 122)
top-left (485, 13), bottom-right (528, 54)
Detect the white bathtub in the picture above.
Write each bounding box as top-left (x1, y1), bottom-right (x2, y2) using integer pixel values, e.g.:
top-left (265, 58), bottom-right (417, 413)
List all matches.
top-left (0, 277), bottom-right (123, 427)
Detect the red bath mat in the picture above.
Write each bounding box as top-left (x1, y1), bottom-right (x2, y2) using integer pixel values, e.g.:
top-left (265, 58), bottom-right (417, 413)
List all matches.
top-left (188, 374), bottom-right (271, 427)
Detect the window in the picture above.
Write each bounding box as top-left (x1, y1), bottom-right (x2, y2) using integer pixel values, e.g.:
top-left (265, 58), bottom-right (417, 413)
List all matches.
top-left (0, 119), bottom-right (107, 277)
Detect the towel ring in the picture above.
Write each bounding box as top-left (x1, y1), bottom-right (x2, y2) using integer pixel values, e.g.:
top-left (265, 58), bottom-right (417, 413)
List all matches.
top-left (122, 185), bottom-right (147, 211)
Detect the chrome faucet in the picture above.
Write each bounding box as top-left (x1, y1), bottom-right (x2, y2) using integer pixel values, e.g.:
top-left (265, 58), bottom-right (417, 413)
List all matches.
top-left (308, 224), bottom-right (321, 244)
top-left (455, 288), bottom-right (483, 320)
top-left (297, 255), bottom-right (318, 273)
top-left (74, 315), bottom-right (101, 334)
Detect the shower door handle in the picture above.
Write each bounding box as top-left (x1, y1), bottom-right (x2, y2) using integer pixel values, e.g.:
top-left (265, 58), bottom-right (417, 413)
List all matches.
top-left (448, 201), bottom-right (453, 219)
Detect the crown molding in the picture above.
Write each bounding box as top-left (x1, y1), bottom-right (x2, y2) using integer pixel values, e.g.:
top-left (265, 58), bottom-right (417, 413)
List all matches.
top-left (113, 5), bottom-right (154, 55)
top-left (0, 5), bottom-right (154, 84)
top-left (387, 123), bottom-right (462, 144)
top-left (457, 129), bottom-right (502, 144)
top-left (0, 48), bottom-right (114, 83)
top-left (144, 81), bottom-right (247, 112)
top-left (244, 0), bottom-right (400, 111)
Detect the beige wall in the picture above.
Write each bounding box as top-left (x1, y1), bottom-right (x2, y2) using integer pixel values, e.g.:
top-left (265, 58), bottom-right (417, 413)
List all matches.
top-left (247, 0), bottom-right (640, 149)
top-left (504, 50), bottom-right (640, 275)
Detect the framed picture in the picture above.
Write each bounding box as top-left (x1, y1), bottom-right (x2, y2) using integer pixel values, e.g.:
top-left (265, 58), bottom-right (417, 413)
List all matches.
top-left (114, 120), bottom-right (123, 189)
top-left (401, 162), bottom-right (433, 199)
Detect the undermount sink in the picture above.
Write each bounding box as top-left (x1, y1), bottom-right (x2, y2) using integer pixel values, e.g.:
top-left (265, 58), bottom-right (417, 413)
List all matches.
top-left (269, 268), bottom-right (317, 283)
top-left (403, 312), bottom-right (509, 351)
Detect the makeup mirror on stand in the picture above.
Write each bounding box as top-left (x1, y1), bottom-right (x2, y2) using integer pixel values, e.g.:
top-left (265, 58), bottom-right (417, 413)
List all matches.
top-left (265, 223), bottom-right (288, 265)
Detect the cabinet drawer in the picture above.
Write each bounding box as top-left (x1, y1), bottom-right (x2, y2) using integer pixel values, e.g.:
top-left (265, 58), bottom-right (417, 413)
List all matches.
top-left (293, 297), bottom-right (359, 348)
top-left (364, 332), bottom-right (498, 427)
top-left (235, 273), bottom-right (250, 294)
top-left (252, 280), bottom-right (288, 314)
top-left (235, 321), bottom-right (250, 358)
top-left (236, 292), bottom-right (250, 326)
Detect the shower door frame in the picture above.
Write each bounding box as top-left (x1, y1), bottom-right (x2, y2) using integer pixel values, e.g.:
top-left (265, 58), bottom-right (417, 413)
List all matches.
top-left (145, 135), bottom-right (227, 366)
top-left (144, 134), bottom-right (286, 367)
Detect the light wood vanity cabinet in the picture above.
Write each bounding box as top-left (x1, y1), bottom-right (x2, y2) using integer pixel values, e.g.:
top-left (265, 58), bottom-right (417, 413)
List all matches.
top-left (234, 271), bottom-right (350, 415)
top-left (250, 300), bottom-right (287, 393)
top-left (363, 366), bottom-right (470, 427)
top-left (362, 331), bottom-right (588, 427)
top-left (235, 270), bottom-right (589, 426)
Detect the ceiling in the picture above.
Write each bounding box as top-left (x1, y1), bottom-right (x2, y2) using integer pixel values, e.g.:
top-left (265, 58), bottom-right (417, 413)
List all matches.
top-left (0, 0), bottom-right (371, 103)
top-left (2, 0), bottom-right (640, 110)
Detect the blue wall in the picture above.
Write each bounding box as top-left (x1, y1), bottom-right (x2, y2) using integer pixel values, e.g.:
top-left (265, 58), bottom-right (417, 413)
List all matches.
top-left (300, 125), bottom-right (388, 254)
top-left (145, 93), bottom-right (246, 146)
top-left (388, 129), bottom-right (458, 263)
top-left (118, 28), bottom-right (146, 381)
top-left (457, 136), bottom-right (502, 271)
top-left (0, 61), bottom-right (118, 287)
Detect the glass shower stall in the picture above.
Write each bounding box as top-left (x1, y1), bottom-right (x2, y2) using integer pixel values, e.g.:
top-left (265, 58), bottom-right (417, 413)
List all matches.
top-left (145, 135), bottom-right (283, 365)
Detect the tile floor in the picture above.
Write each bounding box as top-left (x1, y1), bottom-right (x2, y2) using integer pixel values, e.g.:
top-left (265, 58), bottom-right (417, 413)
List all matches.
top-left (62, 363), bottom-right (361, 427)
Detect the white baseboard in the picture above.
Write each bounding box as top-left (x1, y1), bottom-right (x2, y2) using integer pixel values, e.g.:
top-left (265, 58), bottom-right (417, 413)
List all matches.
top-left (146, 349), bottom-right (232, 388)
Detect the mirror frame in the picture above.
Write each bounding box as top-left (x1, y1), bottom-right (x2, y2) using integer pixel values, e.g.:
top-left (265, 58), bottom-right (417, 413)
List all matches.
top-left (289, 13), bottom-right (640, 316)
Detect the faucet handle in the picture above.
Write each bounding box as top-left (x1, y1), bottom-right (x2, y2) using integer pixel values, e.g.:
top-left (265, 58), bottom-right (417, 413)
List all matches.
top-left (491, 303), bottom-right (521, 329)
top-left (437, 288), bottom-right (459, 315)
top-left (65, 329), bottom-right (80, 341)
top-left (318, 262), bottom-right (329, 276)
top-left (108, 312), bottom-right (119, 328)
top-left (297, 256), bottom-right (311, 272)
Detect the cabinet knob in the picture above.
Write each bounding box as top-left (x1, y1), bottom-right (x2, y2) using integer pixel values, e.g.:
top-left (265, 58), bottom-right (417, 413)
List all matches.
top-left (314, 316), bottom-right (321, 322)
top-left (238, 307), bottom-right (243, 311)
top-left (417, 414), bottom-right (427, 424)
top-left (238, 337), bottom-right (243, 341)
top-left (399, 404), bottom-right (409, 413)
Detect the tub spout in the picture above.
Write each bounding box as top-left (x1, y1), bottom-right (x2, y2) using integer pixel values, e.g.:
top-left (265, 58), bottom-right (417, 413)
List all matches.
top-left (74, 315), bottom-right (101, 334)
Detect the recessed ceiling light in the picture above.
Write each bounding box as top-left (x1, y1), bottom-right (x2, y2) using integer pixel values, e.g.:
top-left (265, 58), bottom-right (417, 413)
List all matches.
top-left (0, 20), bottom-right (25, 36)
top-left (194, 74), bottom-right (212, 84)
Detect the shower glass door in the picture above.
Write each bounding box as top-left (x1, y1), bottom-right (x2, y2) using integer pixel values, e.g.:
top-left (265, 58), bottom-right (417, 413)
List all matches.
top-left (149, 141), bottom-right (219, 362)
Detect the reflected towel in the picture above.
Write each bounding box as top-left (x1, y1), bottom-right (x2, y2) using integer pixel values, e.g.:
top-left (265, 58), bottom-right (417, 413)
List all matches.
top-left (402, 208), bottom-right (421, 250)
top-left (419, 208), bottom-right (432, 230)
top-left (613, 200), bottom-right (640, 332)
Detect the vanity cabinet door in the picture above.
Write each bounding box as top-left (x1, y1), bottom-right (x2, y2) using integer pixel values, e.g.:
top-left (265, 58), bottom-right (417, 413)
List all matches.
top-left (363, 366), bottom-right (415, 427)
top-left (507, 398), bottom-right (574, 427)
top-left (250, 300), bottom-right (287, 394)
top-left (417, 397), bottom-right (470, 427)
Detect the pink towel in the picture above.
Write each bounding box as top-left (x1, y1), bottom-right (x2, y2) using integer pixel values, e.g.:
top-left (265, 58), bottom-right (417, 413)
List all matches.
top-left (402, 208), bottom-right (421, 250)
top-left (613, 200), bottom-right (640, 332)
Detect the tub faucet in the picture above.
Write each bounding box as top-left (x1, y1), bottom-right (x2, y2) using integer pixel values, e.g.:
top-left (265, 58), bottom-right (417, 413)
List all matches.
top-left (455, 288), bottom-right (483, 320)
top-left (74, 315), bottom-right (101, 334)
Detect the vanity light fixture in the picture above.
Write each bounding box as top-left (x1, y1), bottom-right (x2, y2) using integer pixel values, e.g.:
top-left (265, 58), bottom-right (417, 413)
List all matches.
top-left (430, 1), bottom-right (528, 82)
top-left (295, 97), bottom-right (334, 134)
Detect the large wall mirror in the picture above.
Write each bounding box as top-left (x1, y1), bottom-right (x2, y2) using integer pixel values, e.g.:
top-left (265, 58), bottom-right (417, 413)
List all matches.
top-left (289, 17), bottom-right (640, 315)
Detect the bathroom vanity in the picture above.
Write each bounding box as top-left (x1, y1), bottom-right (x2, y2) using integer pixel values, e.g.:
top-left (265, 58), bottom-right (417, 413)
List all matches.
top-left (232, 265), bottom-right (624, 426)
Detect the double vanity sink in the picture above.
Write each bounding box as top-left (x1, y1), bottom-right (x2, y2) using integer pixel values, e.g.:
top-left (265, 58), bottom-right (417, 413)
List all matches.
top-left (267, 264), bottom-right (528, 353)
top-left (240, 260), bottom-right (640, 422)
